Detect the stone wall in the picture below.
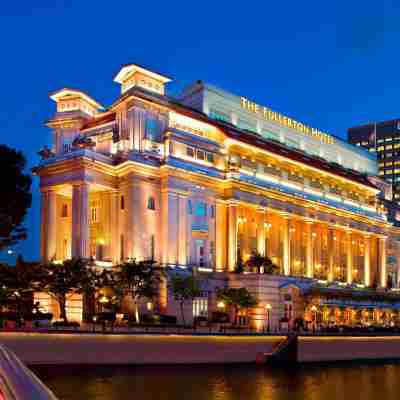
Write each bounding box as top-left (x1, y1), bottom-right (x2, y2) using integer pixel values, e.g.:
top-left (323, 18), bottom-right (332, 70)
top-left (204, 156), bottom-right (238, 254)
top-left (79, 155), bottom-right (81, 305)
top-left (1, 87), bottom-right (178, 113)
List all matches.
top-left (0, 333), bottom-right (282, 365)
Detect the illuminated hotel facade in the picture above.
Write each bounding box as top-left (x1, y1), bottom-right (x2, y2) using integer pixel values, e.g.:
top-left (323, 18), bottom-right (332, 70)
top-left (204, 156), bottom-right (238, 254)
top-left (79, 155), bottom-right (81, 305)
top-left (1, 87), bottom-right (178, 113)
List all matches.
top-left (35, 63), bottom-right (400, 328)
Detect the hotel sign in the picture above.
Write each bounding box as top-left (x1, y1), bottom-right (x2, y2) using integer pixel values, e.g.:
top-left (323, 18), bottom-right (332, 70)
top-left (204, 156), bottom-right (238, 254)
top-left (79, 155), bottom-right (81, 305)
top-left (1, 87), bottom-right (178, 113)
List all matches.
top-left (240, 97), bottom-right (335, 145)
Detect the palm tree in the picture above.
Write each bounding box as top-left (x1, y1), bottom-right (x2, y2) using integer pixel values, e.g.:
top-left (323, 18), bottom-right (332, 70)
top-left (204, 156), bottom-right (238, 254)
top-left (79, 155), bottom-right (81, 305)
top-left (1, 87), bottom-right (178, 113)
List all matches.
top-left (245, 251), bottom-right (279, 274)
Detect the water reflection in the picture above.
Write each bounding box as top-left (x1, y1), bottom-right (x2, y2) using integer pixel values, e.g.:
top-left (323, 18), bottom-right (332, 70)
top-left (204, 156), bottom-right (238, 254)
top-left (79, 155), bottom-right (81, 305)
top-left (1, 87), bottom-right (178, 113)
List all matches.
top-left (32, 362), bottom-right (400, 400)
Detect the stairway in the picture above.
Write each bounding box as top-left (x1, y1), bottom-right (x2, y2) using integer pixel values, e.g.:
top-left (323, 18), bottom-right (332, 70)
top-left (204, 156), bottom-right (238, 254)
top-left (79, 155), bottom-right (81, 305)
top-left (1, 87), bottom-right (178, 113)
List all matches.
top-left (256, 334), bottom-right (298, 365)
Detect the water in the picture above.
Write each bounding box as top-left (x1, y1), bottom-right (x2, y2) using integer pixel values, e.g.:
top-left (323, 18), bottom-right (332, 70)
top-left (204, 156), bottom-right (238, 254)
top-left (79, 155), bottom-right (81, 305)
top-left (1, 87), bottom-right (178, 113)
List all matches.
top-left (32, 362), bottom-right (400, 400)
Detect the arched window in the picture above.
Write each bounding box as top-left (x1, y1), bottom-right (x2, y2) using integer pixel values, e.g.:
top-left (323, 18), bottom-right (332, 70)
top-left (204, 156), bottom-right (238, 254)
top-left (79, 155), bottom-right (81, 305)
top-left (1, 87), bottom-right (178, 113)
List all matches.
top-left (195, 202), bottom-right (207, 217)
top-left (61, 204), bottom-right (68, 218)
top-left (147, 196), bottom-right (156, 210)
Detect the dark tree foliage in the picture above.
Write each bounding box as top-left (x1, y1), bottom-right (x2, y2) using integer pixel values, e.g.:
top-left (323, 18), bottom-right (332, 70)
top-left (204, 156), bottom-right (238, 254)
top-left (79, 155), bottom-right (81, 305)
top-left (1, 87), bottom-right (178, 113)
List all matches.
top-left (0, 256), bottom-right (41, 320)
top-left (114, 259), bottom-right (161, 323)
top-left (38, 258), bottom-right (93, 322)
top-left (216, 287), bottom-right (257, 325)
top-left (0, 145), bottom-right (32, 250)
top-left (169, 273), bottom-right (201, 326)
top-left (245, 251), bottom-right (280, 274)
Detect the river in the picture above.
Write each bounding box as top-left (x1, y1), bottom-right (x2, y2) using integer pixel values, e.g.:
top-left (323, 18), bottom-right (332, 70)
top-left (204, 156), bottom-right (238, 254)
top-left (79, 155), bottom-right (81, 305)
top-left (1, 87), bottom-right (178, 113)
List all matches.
top-left (32, 362), bottom-right (400, 400)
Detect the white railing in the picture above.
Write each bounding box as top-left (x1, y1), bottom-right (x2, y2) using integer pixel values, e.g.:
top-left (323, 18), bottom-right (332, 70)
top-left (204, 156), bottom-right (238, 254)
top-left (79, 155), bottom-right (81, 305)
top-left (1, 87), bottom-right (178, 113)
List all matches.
top-left (0, 345), bottom-right (58, 400)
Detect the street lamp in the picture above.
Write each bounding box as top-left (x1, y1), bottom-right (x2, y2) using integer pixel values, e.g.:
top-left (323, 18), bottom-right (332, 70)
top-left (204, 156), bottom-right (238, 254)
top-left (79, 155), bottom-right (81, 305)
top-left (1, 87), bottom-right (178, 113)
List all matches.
top-left (311, 305), bottom-right (318, 334)
top-left (265, 304), bottom-right (272, 333)
top-left (217, 301), bottom-right (225, 310)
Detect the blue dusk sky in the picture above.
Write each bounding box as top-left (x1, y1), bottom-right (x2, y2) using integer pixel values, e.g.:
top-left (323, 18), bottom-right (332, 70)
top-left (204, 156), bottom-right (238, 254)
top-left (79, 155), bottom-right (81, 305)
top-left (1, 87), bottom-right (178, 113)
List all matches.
top-left (1, 1), bottom-right (400, 261)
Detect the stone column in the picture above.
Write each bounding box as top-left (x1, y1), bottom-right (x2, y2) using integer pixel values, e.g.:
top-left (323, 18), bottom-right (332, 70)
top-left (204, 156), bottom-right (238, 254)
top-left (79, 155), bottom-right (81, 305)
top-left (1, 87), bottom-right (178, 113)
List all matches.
top-left (379, 236), bottom-right (387, 288)
top-left (40, 189), bottom-right (46, 260)
top-left (177, 194), bottom-right (187, 266)
top-left (327, 226), bottom-right (334, 282)
top-left (227, 202), bottom-right (238, 272)
top-left (282, 214), bottom-right (290, 276)
top-left (215, 200), bottom-right (227, 272)
top-left (42, 188), bottom-right (57, 262)
top-left (346, 230), bottom-right (353, 284)
top-left (161, 190), bottom-right (179, 266)
top-left (364, 234), bottom-right (371, 287)
top-left (110, 191), bottom-right (120, 264)
top-left (305, 220), bottom-right (313, 278)
top-left (257, 208), bottom-right (266, 256)
top-left (72, 183), bottom-right (90, 258)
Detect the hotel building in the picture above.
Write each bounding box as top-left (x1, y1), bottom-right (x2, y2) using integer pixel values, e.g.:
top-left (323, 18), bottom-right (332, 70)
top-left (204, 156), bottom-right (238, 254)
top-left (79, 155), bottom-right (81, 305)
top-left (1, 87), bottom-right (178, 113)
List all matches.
top-left (35, 63), bottom-right (400, 329)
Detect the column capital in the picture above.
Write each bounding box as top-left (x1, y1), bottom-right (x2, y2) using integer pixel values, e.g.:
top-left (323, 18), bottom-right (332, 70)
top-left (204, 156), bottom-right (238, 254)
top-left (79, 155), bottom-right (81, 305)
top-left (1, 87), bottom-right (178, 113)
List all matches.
top-left (40, 186), bottom-right (57, 194)
top-left (256, 207), bottom-right (266, 213)
top-left (227, 199), bottom-right (240, 207)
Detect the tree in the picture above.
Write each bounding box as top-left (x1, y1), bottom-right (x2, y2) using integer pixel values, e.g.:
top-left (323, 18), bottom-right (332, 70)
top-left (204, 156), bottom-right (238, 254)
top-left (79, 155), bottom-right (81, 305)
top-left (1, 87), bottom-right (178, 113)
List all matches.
top-left (0, 145), bottom-right (32, 250)
top-left (245, 251), bottom-right (279, 274)
top-left (216, 287), bottom-right (257, 325)
top-left (114, 259), bottom-right (160, 323)
top-left (0, 256), bottom-right (41, 320)
top-left (169, 273), bottom-right (201, 326)
top-left (81, 263), bottom-right (115, 321)
top-left (38, 258), bottom-right (92, 323)
top-left (234, 251), bottom-right (245, 274)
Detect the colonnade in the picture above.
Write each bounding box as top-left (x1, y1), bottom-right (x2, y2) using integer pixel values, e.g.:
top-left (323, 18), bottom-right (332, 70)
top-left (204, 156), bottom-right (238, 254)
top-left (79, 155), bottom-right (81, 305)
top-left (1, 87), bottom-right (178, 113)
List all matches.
top-left (41, 183), bottom-right (121, 263)
top-left (223, 201), bottom-right (388, 288)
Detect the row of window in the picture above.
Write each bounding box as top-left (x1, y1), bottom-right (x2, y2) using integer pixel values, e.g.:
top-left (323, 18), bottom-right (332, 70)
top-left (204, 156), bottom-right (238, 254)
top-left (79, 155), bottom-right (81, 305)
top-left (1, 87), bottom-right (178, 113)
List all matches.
top-left (120, 195), bottom-right (156, 211)
top-left (188, 200), bottom-right (215, 218)
top-left (379, 161), bottom-right (400, 167)
top-left (186, 146), bottom-right (214, 163)
top-left (62, 197), bottom-right (215, 220)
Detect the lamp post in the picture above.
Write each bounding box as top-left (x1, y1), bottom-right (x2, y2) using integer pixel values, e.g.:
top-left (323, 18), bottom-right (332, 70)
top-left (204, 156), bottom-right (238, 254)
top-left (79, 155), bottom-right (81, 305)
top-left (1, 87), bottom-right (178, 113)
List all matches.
top-left (311, 305), bottom-right (317, 334)
top-left (92, 316), bottom-right (97, 333)
top-left (217, 301), bottom-right (226, 333)
top-left (265, 304), bottom-right (272, 333)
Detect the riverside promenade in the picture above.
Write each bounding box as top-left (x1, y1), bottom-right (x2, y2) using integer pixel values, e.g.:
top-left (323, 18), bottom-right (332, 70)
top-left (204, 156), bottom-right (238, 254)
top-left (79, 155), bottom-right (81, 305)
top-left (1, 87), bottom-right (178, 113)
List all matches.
top-left (2, 332), bottom-right (400, 365)
top-left (0, 332), bottom-right (283, 365)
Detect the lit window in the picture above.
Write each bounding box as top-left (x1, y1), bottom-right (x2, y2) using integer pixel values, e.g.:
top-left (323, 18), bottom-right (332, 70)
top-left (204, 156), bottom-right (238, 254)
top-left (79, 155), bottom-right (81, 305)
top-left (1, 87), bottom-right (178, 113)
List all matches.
top-left (90, 207), bottom-right (98, 223)
top-left (209, 108), bottom-right (230, 123)
top-left (188, 199), bottom-right (193, 215)
top-left (206, 152), bottom-right (214, 163)
top-left (186, 147), bottom-right (195, 158)
top-left (61, 204), bottom-right (68, 218)
top-left (193, 296), bottom-right (208, 318)
top-left (145, 118), bottom-right (160, 142)
top-left (197, 150), bottom-right (205, 160)
top-left (120, 195), bottom-right (125, 210)
top-left (386, 145), bottom-right (393, 150)
top-left (147, 197), bottom-right (155, 210)
top-left (195, 202), bottom-right (207, 217)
